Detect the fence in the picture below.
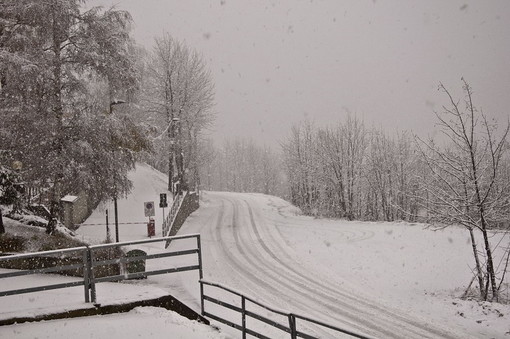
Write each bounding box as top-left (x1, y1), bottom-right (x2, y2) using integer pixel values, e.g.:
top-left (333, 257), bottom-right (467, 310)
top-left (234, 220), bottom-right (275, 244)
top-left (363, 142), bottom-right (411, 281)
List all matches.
top-left (200, 280), bottom-right (375, 339)
top-left (1, 234), bottom-right (374, 338)
top-left (0, 234), bottom-right (203, 304)
top-left (0, 246), bottom-right (90, 301)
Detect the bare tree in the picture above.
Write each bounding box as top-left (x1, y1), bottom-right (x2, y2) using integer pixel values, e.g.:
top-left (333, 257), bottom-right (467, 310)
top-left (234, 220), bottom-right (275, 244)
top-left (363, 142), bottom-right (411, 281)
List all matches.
top-left (366, 130), bottom-right (396, 221)
top-left (416, 79), bottom-right (509, 301)
top-left (364, 130), bottom-right (419, 221)
top-left (315, 116), bottom-right (366, 219)
top-left (283, 117), bottom-right (421, 221)
top-left (204, 138), bottom-right (284, 196)
top-left (282, 122), bottom-right (320, 214)
top-left (144, 34), bottom-right (214, 194)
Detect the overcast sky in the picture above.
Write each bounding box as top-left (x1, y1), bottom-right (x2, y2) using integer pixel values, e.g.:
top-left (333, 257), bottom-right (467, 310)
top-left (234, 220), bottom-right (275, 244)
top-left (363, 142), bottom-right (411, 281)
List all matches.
top-left (89, 0), bottom-right (510, 147)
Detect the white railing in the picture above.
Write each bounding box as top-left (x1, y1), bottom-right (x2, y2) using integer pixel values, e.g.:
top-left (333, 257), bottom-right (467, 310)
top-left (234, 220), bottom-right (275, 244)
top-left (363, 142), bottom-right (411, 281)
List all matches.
top-left (162, 191), bottom-right (187, 237)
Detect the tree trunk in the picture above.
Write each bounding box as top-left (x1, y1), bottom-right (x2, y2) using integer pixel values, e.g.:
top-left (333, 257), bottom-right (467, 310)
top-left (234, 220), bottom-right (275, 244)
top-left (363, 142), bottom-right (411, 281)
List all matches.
top-left (46, 1), bottom-right (64, 235)
top-left (468, 227), bottom-right (485, 298)
top-left (168, 150), bottom-right (174, 192)
top-left (46, 200), bottom-right (58, 235)
top-left (480, 222), bottom-right (498, 301)
top-left (0, 210), bottom-right (5, 234)
top-left (472, 159), bottom-right (498, 301)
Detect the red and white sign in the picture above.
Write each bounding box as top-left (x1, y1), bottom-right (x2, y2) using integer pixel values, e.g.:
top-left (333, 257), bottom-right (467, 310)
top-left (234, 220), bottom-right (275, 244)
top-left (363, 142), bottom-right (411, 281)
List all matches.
top-left (144, 201), bottom-right (155, 217)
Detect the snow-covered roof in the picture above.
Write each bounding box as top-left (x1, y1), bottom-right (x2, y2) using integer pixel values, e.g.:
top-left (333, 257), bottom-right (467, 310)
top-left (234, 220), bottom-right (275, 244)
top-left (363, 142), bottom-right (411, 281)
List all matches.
top-left (60, 195), bottom-right (78, 203)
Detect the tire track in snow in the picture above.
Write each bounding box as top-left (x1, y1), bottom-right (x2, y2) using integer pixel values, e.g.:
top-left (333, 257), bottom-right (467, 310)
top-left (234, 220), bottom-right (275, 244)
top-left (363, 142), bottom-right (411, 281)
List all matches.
top-left (201, 193), bottom-right (469, 338)
top-left (236, 199), bottom-right (418, 338)
top-left (198, 197), bottom-right (386, 337)
top-left (239, 196), bottom-right (464, 339)
top-left (212, 196), bottom-right (376, 338)
top-left (226, 196), bottom-right (400, 338)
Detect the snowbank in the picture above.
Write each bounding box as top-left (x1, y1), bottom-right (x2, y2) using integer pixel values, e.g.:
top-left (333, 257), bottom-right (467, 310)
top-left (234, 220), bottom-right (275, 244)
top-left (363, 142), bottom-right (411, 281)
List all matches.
top-left (0, 306), bottom-right (229, 339)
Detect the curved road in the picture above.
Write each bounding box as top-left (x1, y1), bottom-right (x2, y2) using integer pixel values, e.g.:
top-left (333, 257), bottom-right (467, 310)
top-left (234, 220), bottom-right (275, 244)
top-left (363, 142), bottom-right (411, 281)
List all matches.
top-left (179, 191), bottom-right (470, 339)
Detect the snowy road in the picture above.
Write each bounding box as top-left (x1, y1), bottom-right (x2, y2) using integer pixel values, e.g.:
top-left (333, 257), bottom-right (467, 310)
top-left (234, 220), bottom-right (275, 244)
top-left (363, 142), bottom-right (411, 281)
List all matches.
top-left (76, 166), bottom-right (509, 338)
top-left (179, 191), bottom-right (471, 339)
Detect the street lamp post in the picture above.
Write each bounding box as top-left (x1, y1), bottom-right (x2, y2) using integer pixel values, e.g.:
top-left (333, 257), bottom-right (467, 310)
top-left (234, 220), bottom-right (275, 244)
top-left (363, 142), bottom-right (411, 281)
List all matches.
top-left (113, 196), bottom-right (119, 242)
top-left (109, 99), bottom-right (126, 242)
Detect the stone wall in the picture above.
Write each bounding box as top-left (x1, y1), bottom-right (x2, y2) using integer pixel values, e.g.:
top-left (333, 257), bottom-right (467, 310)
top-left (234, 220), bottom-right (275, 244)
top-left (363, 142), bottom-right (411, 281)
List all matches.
top-left (169, 192), bottom-right (199, 236)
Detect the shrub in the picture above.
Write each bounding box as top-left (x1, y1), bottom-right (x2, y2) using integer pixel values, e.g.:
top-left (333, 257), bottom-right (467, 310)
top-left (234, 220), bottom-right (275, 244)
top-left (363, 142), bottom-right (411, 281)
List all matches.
top-left (0, 233), bottom-right (25, 252)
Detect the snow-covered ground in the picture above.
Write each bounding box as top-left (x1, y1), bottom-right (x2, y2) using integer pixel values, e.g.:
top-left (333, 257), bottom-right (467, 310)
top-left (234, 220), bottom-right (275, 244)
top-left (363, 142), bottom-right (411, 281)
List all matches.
top-left (77, 163), bottom-right (172, 244)
top-left (177, 192), bottom-right (510, 339)
top-left (2, 163), bottom-right (509, 338)
top-left (1, 306), bottom-right (228, 339)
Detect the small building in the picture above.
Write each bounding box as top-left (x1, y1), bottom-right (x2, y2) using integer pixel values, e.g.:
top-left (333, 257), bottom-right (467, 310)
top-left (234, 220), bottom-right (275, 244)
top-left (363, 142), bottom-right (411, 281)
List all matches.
top-left (60, 193), bottom-right (89, 229)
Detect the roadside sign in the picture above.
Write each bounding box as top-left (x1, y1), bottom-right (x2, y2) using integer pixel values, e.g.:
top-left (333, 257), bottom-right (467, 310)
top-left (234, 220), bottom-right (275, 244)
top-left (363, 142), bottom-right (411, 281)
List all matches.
top-left (144, 201), bottom-right (155, 217)
top-left (159, 193), bottom-right (168, 208)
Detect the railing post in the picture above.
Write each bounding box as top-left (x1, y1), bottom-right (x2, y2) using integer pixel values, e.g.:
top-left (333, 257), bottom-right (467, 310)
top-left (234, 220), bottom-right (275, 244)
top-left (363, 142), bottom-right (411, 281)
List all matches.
top-left (242, 295), bottom-right (247, 339)
top-left (82, 248), bottom-right (90, 303)
top-left (197, 235), bottom-right (203, 280)
top-left (200, 281), bottom-right (205, 316)
top-left (197, 234), bottom-right (205, 316)
top-left (288, 314), bottom-right (297, 339)
top-left (87, 247), bottom-right (97, 304)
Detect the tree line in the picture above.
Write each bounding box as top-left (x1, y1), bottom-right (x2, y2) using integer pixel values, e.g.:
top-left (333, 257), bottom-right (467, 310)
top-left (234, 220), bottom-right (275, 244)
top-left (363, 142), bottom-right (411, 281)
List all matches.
top-left (282, 117), bottom-right (420, 221)
top-left (281, 80), bottom-right (509, 302)
top-left (199, 138), bottom-right (286, 197)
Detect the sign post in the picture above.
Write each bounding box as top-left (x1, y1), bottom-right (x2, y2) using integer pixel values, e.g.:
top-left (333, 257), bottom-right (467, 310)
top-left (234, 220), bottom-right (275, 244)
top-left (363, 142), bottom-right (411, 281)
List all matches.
top-left (144, 201), bottom-right (155, 237)
top-left (159, 193), bottom-right (168, 236)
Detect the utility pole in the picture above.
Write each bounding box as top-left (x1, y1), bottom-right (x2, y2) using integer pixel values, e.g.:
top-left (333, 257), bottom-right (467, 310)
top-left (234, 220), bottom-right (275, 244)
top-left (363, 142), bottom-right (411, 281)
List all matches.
top-left (105, 209), bottom-right (110, 243)
top-left (114, 198), bottom-right (119, 242)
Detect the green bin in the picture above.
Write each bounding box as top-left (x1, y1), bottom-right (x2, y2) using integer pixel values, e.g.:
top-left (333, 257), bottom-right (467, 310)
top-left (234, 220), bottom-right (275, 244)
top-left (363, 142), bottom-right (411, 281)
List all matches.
top-left (125, 249), bottom-right (147, 279)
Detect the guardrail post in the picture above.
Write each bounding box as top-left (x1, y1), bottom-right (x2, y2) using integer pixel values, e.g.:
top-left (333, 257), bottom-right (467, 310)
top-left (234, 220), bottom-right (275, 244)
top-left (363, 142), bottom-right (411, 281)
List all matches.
top-left (197, 235), bottom-right (203, 280)
top-left (87, 247), bottom-right (97, 304)
top-left (200, 281), bottom-right (205, 316)
top-left (241, 295), bottom-right (247, 339)
top-left (82, 248), bottom-right (90, 303)
top-left (288, 314), bottom-right (297, 339)
top-left (198, 234), bottom-right (205, 316)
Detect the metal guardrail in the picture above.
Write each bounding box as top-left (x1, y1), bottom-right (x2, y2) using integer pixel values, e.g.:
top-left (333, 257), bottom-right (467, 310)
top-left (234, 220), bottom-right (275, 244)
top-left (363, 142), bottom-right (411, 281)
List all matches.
top-left (2, 234), bottom-right (374, 338)
top-left (200, 280), bottom-right (375, 339)
top-left (0, 234), bottom-right (203, 304)
top-left (0, 247), bottom-right (90, 301)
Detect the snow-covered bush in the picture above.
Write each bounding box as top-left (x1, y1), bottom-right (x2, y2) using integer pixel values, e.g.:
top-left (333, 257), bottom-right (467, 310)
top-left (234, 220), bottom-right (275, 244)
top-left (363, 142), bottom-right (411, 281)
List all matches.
top-left (0, 166), bottom-right (23, 206)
